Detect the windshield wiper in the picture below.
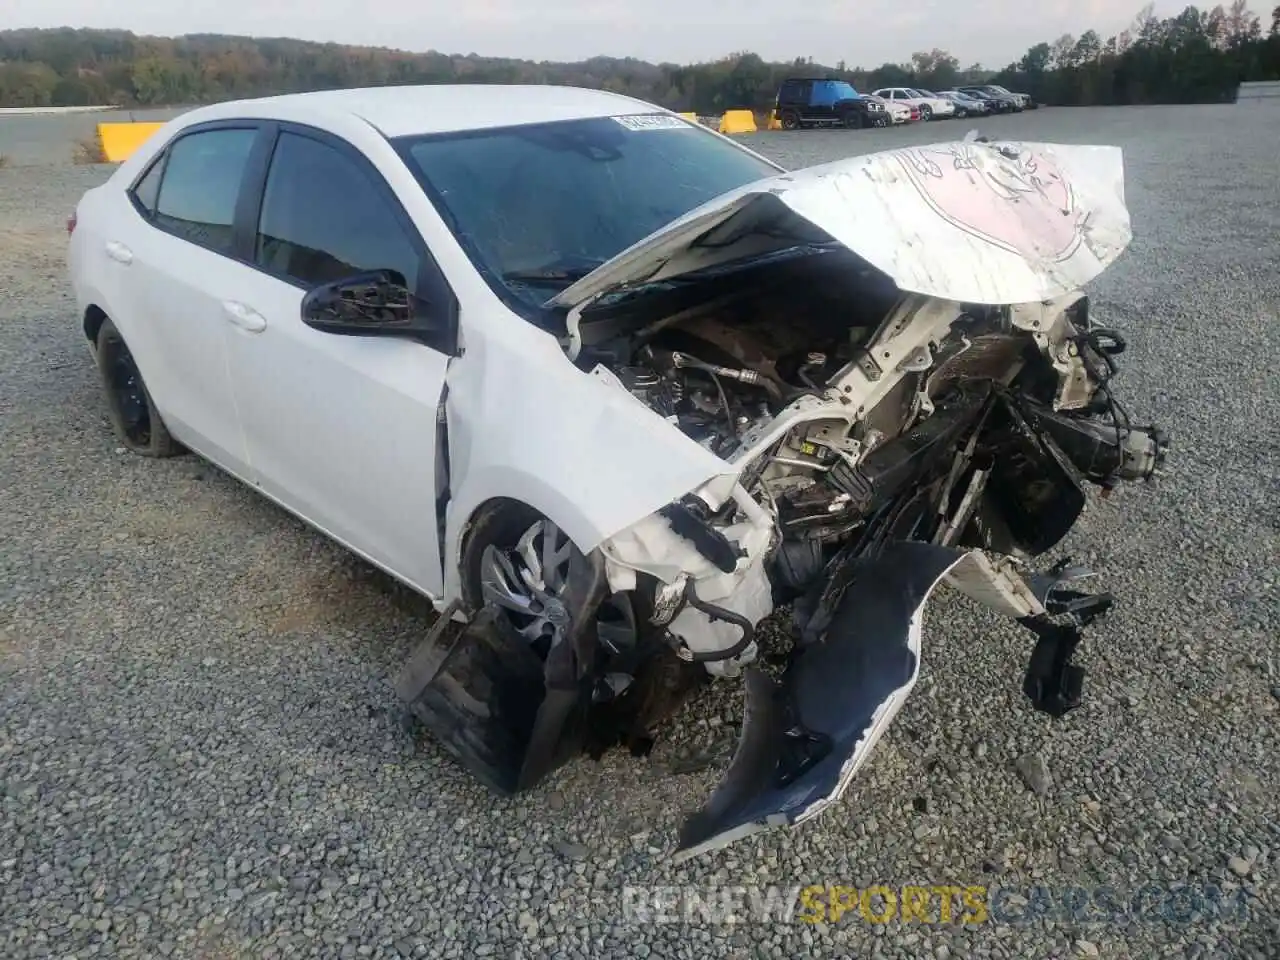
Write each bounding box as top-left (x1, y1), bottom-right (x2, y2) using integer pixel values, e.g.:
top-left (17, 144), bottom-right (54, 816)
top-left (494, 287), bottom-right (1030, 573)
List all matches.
top-left (502, 259), bottom-right (605, 287)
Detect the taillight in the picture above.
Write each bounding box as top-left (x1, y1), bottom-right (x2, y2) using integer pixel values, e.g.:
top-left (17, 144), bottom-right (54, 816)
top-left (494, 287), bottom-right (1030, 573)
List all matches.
top-left (67, 212), bottom-right (77, 235)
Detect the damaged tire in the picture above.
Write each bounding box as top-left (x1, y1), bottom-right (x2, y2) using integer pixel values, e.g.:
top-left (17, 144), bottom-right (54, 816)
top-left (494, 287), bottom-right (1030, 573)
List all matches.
top-left (415, 501), bottom-right (644, 792)
top-left (95, 317), bottom-right (181, 458)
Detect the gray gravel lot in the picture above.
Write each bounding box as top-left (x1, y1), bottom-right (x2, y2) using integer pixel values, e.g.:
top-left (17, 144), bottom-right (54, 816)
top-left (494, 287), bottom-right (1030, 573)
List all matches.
top-left (2, 104), bottom-right (1279, 959)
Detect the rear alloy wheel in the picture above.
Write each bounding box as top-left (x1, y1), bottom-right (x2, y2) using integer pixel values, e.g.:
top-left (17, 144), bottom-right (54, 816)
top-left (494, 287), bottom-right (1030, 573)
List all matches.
top-left (95, 317), bottom-right (181, 457)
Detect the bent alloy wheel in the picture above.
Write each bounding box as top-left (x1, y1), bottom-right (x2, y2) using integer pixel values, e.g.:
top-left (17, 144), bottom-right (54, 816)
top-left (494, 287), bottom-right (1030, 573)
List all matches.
top-left (94, 317), bottom-right (181, 458)
top-left (479, 518), bottom-right (638, 662)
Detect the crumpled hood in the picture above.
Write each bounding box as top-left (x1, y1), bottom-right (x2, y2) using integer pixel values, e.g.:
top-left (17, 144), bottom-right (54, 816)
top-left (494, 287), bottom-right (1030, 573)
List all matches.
top-left (548, 137), bottom-right (1130, 310)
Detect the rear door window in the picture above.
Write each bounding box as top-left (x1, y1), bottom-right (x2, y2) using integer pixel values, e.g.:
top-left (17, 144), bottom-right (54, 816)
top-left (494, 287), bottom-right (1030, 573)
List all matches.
top-left (153, 128), bottom-right (257, 255)
top-left (253, 131), bottom-right (422, 292)
top-left (779, 80), bottom-right (807, 104)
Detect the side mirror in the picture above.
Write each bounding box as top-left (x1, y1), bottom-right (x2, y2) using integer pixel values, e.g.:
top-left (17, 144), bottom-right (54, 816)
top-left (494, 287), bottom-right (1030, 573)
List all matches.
top-left (300, 270), bottom-right (454, 351)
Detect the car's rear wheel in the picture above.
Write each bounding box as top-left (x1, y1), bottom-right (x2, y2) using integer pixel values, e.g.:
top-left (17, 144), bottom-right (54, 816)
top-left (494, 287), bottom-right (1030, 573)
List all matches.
top-left (780, 109), bottom-right (800, 130)
top-left (94, 317), bottom-right (181, 458)
top-left (919, 104), bottom-right (933, 121)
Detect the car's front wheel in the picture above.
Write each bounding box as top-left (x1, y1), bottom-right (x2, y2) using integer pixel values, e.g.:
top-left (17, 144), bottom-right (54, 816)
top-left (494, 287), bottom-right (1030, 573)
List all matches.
top-left (779, 109), bottom-right (800, 130)
top-left (473, 513), bottom-right (638, 663)
top-left (421, 502), bottom-right (649, 787)
top-left (94, 317), bottom-right (181, 458)
top-left (919, 104), bottom-right (933, 121)
top-left (842, 111), bottom-right (864, 129)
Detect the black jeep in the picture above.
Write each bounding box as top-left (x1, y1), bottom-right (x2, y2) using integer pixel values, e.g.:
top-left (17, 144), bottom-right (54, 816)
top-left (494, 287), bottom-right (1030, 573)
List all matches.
top-left (772, 77), bottom-right (884, 130)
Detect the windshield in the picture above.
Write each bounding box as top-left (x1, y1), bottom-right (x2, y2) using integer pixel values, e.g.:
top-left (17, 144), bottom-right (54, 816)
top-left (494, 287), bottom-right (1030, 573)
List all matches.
top-left (815, 80), bottom-right (859, 103)
top-left (397, 115), bottom-right (780, 318)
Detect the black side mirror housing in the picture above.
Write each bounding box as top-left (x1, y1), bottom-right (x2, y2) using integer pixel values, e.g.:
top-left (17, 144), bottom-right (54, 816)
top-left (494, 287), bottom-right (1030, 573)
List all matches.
top-left (301, 270), bottom-right (457, 354)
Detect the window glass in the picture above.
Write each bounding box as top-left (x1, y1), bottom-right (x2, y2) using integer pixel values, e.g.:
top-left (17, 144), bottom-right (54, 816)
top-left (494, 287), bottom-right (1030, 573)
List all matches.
top-left (131, 157), bottom-right (164, 215)
top-left (401, 115), bottom-right (778, 312)
top-left (255, 131), bottom-right (420, 291)
top-left (812, 81), bottom-right (857, 105)
top-left (780, 80), bottom-right (806, 102)
top-left (154, 128), bottom-right (256, 254)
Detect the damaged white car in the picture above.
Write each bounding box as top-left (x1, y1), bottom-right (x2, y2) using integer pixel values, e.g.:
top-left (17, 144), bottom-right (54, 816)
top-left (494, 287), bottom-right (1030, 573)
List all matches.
top-left (68, 85), bottom-right (1167, 859)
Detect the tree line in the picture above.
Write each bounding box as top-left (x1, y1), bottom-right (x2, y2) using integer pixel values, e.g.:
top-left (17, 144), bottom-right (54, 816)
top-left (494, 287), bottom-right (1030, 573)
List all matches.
top-left (1, 4), bottom-right (1277, 112)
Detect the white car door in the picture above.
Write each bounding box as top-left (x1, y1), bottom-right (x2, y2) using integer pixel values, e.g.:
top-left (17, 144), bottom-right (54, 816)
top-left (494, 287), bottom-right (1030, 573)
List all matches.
top-left (220, 126), bottom-right (457, 598)
top-left (106, 124), bottom-right (263, 472)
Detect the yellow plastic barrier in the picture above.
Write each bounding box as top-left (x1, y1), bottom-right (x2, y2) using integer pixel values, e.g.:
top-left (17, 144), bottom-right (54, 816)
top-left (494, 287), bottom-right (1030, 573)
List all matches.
top-left (718, 110), bottom-right (758, 134)
top-left (97, 122), bottom-right (166, 162)
top-left (678, 112), bottom-right (698, 123)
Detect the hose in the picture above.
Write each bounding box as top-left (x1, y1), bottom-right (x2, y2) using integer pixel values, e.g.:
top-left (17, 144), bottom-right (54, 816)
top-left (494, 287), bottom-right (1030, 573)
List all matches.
top-left (676, 580), bottom-right (756, 663)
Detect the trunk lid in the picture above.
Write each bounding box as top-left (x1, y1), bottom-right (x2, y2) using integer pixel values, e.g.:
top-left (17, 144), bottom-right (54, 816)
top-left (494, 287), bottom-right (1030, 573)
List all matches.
top-left (547, 138), bottom-right (1130, 311)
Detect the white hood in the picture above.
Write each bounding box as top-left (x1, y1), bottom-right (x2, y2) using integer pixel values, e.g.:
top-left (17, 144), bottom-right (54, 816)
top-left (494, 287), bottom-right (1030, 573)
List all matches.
top-left (548, 138), bottom-right (1131, 311)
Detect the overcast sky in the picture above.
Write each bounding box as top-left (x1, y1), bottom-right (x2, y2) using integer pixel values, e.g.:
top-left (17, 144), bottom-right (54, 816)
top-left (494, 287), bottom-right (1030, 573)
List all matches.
top-left (10, 0), bottom-right (1198, 69)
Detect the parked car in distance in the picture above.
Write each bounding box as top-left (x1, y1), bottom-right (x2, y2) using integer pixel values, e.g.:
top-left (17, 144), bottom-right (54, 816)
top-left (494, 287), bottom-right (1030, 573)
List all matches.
top-left (958, 85), bottom-right (1022, 112)
top-left (862, 93), bottom-right (911, 124)
top-left (772, 77), bottom-right (883, 129)
top-left (984, 83), bottom-right (1037, 109)
top-left (933, 90), bottom-right (990, 118)
top-left (906, 89), bottom-right (959, 120)
top-left (871, 87), bottom-right (955, 120)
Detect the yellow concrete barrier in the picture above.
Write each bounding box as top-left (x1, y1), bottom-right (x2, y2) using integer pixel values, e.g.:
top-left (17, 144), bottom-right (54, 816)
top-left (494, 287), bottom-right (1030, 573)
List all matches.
top-left (718, 110), bottom-right (758, 134)
top-left (97, 122), bottom-right (166, 163)
top-left (678, 112), bottom-right (698, 123)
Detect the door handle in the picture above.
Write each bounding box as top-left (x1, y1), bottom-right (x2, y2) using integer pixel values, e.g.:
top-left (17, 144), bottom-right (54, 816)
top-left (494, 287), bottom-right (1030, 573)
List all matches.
top-left (104, 241), bottom-right (133, 265)
top-left (221, 300), bottom-right (267, 333)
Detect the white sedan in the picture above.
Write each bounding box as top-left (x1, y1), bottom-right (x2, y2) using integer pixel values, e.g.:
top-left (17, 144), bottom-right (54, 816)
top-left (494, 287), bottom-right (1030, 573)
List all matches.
top-left (69, 85), bottom-right (1166, 859)
top-left (861, 93), bottom-right (912, 124)
top-left (872, 86), bottom-right (956, 120)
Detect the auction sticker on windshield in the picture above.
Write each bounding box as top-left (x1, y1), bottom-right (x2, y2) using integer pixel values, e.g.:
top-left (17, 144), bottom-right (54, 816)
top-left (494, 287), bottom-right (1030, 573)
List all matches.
top-left (612, 114), bottom-right (690, 131)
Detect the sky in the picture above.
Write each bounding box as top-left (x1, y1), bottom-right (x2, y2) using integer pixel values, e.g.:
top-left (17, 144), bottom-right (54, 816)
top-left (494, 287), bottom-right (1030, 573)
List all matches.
top-left (8, 0), bottom-right (1200, 69)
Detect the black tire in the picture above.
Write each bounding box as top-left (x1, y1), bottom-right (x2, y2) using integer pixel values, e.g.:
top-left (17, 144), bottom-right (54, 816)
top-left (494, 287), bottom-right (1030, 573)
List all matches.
top-left (957, 108), bottom-right (968, 119)
top-left (779, 109), bottom-right (800, 130)
top-left (842, 110), bottom-right (864, 130)
top-left (95, 317), bottom-right (182, 457)
top-left (919, 104), bottom-right (933, 121)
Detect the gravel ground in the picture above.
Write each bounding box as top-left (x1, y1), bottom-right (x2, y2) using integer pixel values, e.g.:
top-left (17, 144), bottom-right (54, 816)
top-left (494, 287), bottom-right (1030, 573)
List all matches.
top-left (2, 104), bottom-right (1279, 959)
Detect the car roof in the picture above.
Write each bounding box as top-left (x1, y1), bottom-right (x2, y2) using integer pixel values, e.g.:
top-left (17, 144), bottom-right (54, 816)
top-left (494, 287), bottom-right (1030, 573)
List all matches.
top-left (167, 84), bottom-right (665, 138)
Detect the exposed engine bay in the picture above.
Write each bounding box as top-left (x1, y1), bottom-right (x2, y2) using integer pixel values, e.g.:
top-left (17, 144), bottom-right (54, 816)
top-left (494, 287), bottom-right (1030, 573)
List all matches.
top-left (572, 249), bottom-right (1166, 670)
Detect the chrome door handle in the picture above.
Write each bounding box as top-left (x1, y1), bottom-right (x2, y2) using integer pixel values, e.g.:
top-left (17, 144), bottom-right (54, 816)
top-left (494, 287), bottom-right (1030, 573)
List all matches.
top-left (221, 300), bottom-right (267, 333)
top-left (104, 241), bottom-right (133, 265)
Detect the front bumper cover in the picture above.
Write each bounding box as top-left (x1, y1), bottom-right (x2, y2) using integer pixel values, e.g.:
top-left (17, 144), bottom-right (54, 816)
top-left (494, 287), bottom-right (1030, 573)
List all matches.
top-left (673, 541), bottom-right (967, 860)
